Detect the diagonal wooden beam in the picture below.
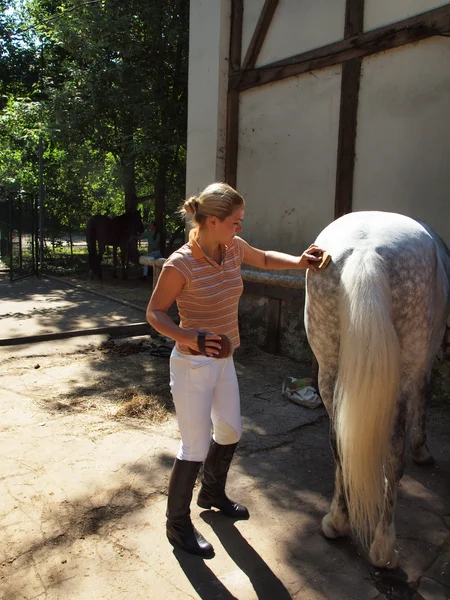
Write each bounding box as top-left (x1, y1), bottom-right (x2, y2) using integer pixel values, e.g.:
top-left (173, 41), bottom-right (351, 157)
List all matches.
top-left (232, 3), bottom-right (450, 91)
top-left (335, 0), bottom-right (364, 219)
top-left (225, 0), bottom-right (244, 188)
top-left (241, 0), bottom-right (279, 71)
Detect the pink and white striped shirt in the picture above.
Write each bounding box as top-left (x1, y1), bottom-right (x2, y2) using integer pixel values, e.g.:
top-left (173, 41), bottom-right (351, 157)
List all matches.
top-left (163, 235), bottom-right (245, 354)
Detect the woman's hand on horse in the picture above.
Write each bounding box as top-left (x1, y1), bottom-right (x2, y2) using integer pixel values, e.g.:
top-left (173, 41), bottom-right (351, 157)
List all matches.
top-left (299, 244), bottom-right (326, 271)
top-left (183, 329), bottom-right (223, 356)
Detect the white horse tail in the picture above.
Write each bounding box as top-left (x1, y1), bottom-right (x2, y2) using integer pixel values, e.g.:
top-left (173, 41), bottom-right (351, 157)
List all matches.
top-left (334, 249), bottom-right (401, 548)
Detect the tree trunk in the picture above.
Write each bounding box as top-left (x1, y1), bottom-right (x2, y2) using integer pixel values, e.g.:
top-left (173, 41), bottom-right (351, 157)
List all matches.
top-left (123, 156), bottom-right (137, 213)
top-left (154, 161), bottom-right (168, 256)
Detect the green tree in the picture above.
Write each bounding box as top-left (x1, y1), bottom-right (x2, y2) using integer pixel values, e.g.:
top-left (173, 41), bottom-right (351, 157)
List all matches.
top-left (28, 0), bottom-right (189, 247)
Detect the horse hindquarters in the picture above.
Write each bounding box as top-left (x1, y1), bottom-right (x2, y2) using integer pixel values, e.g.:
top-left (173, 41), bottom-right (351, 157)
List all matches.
top-left (311, 249), bottom-right (406, 568)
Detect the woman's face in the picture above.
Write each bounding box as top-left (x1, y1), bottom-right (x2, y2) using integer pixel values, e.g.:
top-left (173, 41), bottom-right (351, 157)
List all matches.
top-left (216, 206), bottom-right (244, 245)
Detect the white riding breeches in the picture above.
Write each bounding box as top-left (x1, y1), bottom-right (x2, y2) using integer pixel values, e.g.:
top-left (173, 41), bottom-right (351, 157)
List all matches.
top-left (169, 347), bottom-right (242, 461)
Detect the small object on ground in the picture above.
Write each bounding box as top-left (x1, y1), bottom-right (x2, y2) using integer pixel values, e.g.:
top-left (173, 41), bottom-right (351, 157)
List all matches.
top-left (282, 376), bottom-right (322, 409)
top-left (34, 364), bottom-right (40, 369)
top-left (189, 333), bottom-right (232, 358)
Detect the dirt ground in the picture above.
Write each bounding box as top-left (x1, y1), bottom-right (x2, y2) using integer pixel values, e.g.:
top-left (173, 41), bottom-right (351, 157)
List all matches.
top-left (1, 273), bottom-right (449, 600)
top-left (61, 264), bottom-right (156, 311)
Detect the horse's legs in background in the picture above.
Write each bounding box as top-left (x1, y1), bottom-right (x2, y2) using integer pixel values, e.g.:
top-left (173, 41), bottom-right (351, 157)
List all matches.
top-left (410, 374), bottom-right (435, 465)
top-left (97, 244), bottom-right (105, 280)
top-left (120, 243), bottom-right (127, 279)
top-left (368, 395), bottom-right (407, 569)
top-left (112, 245), bottom-right (118, 278)
top-left (319, 368), bottom-right (351, 540)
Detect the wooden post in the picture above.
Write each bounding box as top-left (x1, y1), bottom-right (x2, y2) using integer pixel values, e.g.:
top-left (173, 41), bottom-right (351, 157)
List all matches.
top-left (312, 0), bottom-right (364, 382)
top-left (334, 0), bottom-right (364, 219)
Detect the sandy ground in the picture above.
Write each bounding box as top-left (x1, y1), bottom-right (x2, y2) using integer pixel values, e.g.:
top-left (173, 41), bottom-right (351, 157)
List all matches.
top-left (1, 274), bottom-right (449, 600)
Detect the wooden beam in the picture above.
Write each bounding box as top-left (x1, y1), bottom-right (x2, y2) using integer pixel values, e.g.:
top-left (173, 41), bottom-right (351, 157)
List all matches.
top-left (334, 58), bottom-right (362, 219)
top-left (312, 0), bottom-right (365, 382)
top-left (344, 0), bottom-right (364, 37)
top-left (233, 3), bottom-right (450, 91)
top-left (229, 0), bottom-right (243, 71)
top-left (334, 0), bottom-right (364, 219)
top-left (225, 0), bottom-right (243, 188)
top-left (0, 322), bottom-right (152, 346)
top-left (241, 0), bottom-right (279, 71)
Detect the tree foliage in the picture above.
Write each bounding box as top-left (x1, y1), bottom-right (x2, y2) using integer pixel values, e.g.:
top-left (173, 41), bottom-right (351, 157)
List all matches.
top-left (0, 0), bottom-right (188, 248)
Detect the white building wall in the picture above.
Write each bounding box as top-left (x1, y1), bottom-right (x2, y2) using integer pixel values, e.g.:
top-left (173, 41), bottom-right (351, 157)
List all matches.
top-left (353, 37), bottom-right (450, 245)
top-left (186, 0), bottom-right (450, 251)
top-left (237, 66), bottom-right (341, 253)
top-left (185, 0), bottom-right (231, 198)
top-left (364, 0), bottom-right (448, 31)
top-left (254, 0), bottom-right (346, 66)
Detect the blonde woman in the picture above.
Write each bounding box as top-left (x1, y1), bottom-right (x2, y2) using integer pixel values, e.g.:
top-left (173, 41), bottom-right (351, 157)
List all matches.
top-left (146, 182), bottom-right (324, 558)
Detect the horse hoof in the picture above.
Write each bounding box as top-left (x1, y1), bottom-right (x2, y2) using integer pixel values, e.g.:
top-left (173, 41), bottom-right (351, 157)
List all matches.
top-left (321, 513), bottom-right (349, 539)
top-left (369, 547), bottom-right (399, 570)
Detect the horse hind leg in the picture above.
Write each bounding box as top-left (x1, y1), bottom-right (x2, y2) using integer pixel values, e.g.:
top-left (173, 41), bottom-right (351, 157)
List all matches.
top-left (319, 369), bottom-right (351, 540)
top-left (121, 244), bottom-right (127, 279)
top-left (112, 246), bottom-right (118, 278)
top-left (97, 245), bottom-right (105, 280)
top-left (322, 436), bottom-right (351, 540)
top-left (368, 396), bottom-right (407, 569)
top-left (410, 374), bottom-right (435, 466)
top-left (305, 273), bottom-right (349, 538)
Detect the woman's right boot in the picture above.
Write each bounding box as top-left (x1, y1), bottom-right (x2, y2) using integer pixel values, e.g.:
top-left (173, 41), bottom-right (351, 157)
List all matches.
top-left (166, 458), bottom-right (214, 558)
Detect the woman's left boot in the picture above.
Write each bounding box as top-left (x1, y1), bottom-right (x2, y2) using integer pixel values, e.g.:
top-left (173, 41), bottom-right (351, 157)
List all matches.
top-left (197, 441), bottom-right (249, 520)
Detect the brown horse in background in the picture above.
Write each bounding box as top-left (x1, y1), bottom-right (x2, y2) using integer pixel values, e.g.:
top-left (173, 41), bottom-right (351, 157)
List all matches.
top-left (86, 210), bottom-right (144, 280)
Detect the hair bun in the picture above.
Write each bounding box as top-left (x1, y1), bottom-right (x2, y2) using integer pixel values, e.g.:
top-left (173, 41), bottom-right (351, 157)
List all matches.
top-left (184, 196), bottom-right (198, 216)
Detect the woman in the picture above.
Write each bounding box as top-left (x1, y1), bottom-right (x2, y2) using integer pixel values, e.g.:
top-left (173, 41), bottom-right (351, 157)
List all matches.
top-left (141, 221), bottom-right (162, 279)
top-left (146, 182), bottom-right (324, 558)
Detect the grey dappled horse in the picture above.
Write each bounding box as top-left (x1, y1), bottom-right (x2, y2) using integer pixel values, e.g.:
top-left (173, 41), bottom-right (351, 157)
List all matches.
top-left (305, 211), bottom-right (450, 568)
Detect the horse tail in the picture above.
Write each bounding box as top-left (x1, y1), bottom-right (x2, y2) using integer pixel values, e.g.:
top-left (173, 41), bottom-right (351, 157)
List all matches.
top-left (334, 249), bottom-right (401, 548)
top-left (86, 218), bottom-right (99, 276)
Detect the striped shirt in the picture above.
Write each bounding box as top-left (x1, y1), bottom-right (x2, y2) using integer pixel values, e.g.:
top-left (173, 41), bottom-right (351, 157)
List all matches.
top-left (163, 235), bottom-right (245, 354)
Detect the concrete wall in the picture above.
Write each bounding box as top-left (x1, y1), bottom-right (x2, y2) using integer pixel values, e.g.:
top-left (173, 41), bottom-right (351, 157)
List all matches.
top-left (353, 37), bottom-right (450, 245)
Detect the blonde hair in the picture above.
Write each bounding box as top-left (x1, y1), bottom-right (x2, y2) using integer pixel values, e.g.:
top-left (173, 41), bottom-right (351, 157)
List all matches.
top-left (181, 183), bottom-right (245, 241)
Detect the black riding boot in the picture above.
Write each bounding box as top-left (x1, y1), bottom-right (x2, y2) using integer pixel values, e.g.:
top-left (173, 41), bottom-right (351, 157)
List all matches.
top-left (197, 441), bottom-right (249, 520)
top-left (166, 458), bottom-right (214, 558)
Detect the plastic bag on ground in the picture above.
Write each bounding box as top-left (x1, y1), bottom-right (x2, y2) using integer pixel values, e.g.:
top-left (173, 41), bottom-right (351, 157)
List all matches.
top-left (281, 376), bottom-right (322, 409)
